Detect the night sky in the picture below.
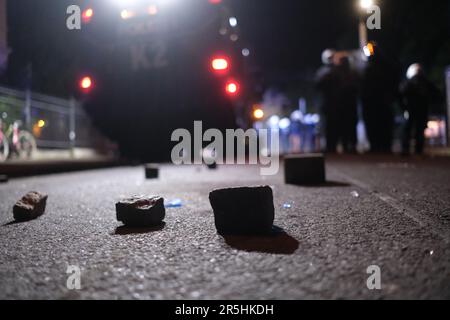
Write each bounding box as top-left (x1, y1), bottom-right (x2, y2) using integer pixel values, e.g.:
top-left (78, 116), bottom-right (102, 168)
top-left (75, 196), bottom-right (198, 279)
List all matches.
top-left (227, 0), bottom-right (450, 82)
top-left (3, 0), bottom-right (449, 96)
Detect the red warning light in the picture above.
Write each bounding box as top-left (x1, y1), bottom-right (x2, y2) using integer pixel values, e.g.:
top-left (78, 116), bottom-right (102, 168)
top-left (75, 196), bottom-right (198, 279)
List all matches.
top-left (79, 76), bottom-right (93, 92)
top-left (225, 80), bottom-right (239, 96)
top-left (82, 8), bottom-right (94, 23)
top-left (211, 58), bottom-right (229, 71)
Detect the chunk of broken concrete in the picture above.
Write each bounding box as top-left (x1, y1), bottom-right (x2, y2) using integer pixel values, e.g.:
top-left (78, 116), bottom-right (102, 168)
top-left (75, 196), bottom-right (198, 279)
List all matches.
top-left (207, 162), bottom-right (217, 170)
top-left (13, 191), bottom-right (48, 222)
top-left (145, 164), bottom-right (159, 179)
top-left (116, 196), bottom-right (165, 227)
top-left (209, 186), bottom-right (274, 235)
top-left (284, 153), bottom-right (325, 185)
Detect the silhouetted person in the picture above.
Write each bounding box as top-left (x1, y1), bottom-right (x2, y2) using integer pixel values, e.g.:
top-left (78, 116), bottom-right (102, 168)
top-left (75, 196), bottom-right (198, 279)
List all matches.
top-left (316, 49), bottom-right (340, 153)
top-left (361, 43), bottom-right (399, 153)
top-left (335, 55), bottom-right (359, 153)
top-left (400, 64), bottom-right (440, 155)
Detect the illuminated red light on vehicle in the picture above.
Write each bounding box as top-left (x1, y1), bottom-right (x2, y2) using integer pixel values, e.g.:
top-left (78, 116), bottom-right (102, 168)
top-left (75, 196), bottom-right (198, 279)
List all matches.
top-left (82, 8), bottom-right (94, 23)
top-left (79, 76), bottom-right (93, 92)
top-left (208, 0), bottom-right (222, 4)
top-left (212, 58), bottom-right (229, 71)
top-left (225, 81), bottom-right (239, 95)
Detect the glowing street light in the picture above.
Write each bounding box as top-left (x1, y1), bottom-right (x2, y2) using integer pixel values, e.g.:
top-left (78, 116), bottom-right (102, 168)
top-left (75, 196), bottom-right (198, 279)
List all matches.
top-left (253, 108), bottom-right (264, 120)
top-left (363, 42), bottom-right (375, 57)
top-left (360, 0), bottom-right (374, 10)
top-left (229, 17), bottom-right (238, 27)
top-left (121, 9), bottom-right (135, 19)
top-left (358, 0), bottom-right (376, 54)
top-left (147, 5), bottom-right (158, 15)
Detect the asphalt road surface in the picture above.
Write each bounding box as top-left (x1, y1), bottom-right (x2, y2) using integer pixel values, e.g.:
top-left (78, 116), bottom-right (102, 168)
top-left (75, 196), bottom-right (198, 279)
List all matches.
top-left (1, 155), bottom-right (450, 299)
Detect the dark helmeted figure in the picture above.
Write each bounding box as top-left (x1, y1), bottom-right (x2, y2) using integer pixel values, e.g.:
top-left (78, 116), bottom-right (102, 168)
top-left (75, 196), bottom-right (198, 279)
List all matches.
top-left (315, 49), bottom-right (340, 153)
top-left (400, 64), bottom-right (439, 155)
top-left (361, 43), bottom-right (399, 153)
top-left (316, 51), bottom-right (359, 153)
top-left (335, 55), bottom-right (359, 153)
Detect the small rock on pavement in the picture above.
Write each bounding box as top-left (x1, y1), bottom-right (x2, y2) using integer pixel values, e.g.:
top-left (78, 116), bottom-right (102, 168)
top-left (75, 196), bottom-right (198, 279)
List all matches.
top-left (13, 191), bottom-right (48, 222)
top-left (284, 153), bottom-right (325, 185)
top-left (209, 186), bottom-right (274, 235)
top-left (145, 164), bottom-right (159, 179)
top-left (207, 161), bottom-right (217, 170)
top-left (0, 174), bottom-right (8, 183)
top-left (116, 196), bottom-right (165, 227)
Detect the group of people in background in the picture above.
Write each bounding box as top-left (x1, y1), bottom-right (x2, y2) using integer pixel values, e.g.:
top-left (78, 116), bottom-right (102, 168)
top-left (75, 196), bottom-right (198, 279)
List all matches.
top-left (316, 43), bottom-right (441, 155)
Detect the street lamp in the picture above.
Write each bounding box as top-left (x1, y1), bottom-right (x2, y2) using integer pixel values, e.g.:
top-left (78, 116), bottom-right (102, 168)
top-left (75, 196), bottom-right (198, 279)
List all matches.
top-left (253, 108), bottom-right (264, 120)
top-left (358, 0), bottom-right (375, 55)
top-left (229, 17), bottom-right (238, 28)
top-left (360, 0), bottom-right (374, 10)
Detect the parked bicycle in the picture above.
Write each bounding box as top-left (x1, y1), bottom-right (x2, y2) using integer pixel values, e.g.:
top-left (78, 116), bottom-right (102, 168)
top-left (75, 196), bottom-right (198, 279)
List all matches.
top-left (0, 119), bottom-right (37, 162)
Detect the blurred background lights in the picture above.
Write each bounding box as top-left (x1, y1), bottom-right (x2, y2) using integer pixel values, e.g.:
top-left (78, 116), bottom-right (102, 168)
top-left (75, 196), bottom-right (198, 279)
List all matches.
top-left (225, 81), bottom-right (238, 95)
top-left (82, 8), bottom-right (94, 23)
top-left (360, 0), bottom-right (374, 9)
top-left (290, 110), bottom-right (303, 122)
top-left (219, 27), bottom-right (228, 35)
top-left (230, 34), bottom-right (239, 42)
top-left (80, 76), bottom-right (93, 91)
top-left (253, 108), bottom-right (264, 120)
top-left (363, 42), bottom-right (375, 57)
top-left (212, 58), bottom-right (229, 71)
top-left (229, 17), bottom-right (238, 27)
top-left (279, 117), bottom-right (291, 130)
top-left (242, 48), bottom-right (250, 57)
top-left (227, 83), bottom-right (237, 93)
top-left (121, 9), bottom-right (134, 19)
top-left (147, 5), bottom-right (158, 15)
top-left (268, 115), bottom-right (280, 128)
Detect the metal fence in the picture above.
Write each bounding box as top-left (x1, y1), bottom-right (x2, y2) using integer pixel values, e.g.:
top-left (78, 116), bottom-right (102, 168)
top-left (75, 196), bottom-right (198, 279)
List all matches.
top-left (0, 85), bottom-right (110, 150)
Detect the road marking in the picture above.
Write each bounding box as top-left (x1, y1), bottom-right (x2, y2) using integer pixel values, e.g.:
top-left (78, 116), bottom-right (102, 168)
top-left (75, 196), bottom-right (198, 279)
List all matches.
top-left (332, 170), bottom-right (450, 244)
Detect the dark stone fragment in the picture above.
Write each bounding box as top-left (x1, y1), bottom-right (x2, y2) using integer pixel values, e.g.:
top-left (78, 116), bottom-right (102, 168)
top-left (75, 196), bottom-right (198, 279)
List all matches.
top-left (209, 186), bottom-right (274, 235)
top-left (145, 164), bottom-right (159, 179)
top-left (13, 191), bottom-right (48, 222)
top-left (116, 196), bottom-right (165, 227)
top-left (0, 175), bottom-right (8, 183)
top-left (284, 153), bottom-right (326, 185)
top-left (207, 162), bottom-right (217, 170)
